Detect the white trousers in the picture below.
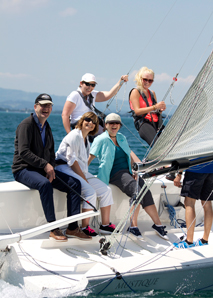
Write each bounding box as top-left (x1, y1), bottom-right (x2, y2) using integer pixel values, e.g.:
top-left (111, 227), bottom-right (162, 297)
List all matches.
top-left (55, 165), bottom-right (113, 209)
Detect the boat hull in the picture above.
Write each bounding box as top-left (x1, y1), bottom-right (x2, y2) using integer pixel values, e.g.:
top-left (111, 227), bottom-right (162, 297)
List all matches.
top-left (88, 262), bottom-right (213, 294)
top-left (0, 178), bottom-right (212, 296)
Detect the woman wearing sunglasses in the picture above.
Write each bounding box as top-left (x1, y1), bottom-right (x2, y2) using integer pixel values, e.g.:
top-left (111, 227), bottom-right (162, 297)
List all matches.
top-left (129, 66), bottom-right (166, 146)
top-left (62, 73), bottom-right (128, 139)
top-left (55, 112), bottom-right (115, 238)
top-left (88, 113), bottom-right (168, 240)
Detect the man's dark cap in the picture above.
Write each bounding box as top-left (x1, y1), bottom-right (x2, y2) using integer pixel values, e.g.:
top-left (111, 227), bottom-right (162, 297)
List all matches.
top-left (35, 94), bottom-right (53, 105)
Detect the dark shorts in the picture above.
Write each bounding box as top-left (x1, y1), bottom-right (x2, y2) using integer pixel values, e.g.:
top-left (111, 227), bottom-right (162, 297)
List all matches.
top-left (109, 169), bottom-right (154, 208)
top-left (181, 171), bottom-right (213, 201)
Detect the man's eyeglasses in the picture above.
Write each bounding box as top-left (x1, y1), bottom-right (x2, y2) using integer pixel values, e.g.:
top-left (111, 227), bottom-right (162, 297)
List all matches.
top-left (84, 117), bottom-right (97, 124)
top-left (83, 82), bottom-right (96, 88)
top-left (142, 78), bottom-right (154, 83)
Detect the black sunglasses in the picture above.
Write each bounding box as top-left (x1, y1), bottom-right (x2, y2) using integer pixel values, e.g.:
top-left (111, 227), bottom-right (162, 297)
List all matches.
top-left (83, 82), bottom-right (96, 88)
top-left (84, 117), bottom-right (97, 124)
top-left (107, 121), bottom-right (121, 125)
top-left (142, 78), bottom-right (154, 83)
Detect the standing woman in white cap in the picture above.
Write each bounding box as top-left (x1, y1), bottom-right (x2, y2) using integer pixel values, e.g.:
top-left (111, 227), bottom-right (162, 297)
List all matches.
top-left (62, 73), bottom-right (128, 137)
top-left (89, 113), bottom-right (168, 240)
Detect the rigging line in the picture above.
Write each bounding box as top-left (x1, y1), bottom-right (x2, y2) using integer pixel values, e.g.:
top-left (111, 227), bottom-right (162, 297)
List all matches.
top-left (106, 177), bottom-right (156, 250)
top-left (142, 51), bottom-right (213, 170)
top-left (18, 243), bottom-right (79, 282)
top-left (120, 12), bottom-right (212, 152)
top-left (141, 106), bottom-right (175, 161)
top-left (121, 120), bottom-right (149, 150)
top-left (43, 276), bottom-right (116, 295)
top-left (114, 234), bottom-right (153, 254)
top-left (161, 73), bottom-right (179, 103)
top-left (178, 10), bottom-right (213, 75)
top-left (104, 9), bottom-right (212, 116)
top-left (113, 209), bottom-right (130, 257)
top-left (152, 14), bottom-right (213, 108)
top-left (102, 80), bottom-right (126, 113)
top-left (191, 35), bottom-right (213, 74)
top-left (127, 0), bottom-right (178, 75)
top-left (121, 239), bottom-right (175, 274)
top-left (112, 197), bottom-right (149, 258)
top-left (115, 81), bottom-right (127, 113)
top-left (158, 178), bottom-right (186, 233)
top-left (179, 189), bottom-right (213, 244)
top-left (102, 1), bottom-right (177, 112)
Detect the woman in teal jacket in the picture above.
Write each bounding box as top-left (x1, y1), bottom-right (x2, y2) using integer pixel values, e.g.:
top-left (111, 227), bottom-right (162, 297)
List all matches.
top-left (89, 113), bottom-right (168, 239)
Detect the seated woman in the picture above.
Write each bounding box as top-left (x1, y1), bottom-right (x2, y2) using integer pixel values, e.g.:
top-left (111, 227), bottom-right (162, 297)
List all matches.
top-left (129, 66), bottom-right (166, 146)
top-left (89, 113), bottom-right (168, 239)
top-left (55, 112), bottom-right (115, 237)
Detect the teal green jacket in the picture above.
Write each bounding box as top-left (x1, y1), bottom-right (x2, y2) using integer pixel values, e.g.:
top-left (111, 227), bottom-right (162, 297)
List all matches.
top-left (90, 131), bottom-right (132, 185)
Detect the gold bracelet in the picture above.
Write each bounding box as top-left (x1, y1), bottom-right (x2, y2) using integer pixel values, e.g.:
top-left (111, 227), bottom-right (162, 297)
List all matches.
top-left (153, 105), bottom-right (156, 111)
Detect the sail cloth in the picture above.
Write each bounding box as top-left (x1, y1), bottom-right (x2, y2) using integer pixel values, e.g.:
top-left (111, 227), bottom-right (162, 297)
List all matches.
top-left (145, 50), bottom-right (213, 167)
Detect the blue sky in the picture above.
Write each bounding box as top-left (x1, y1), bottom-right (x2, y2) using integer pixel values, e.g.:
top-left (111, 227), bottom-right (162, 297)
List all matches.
top-left (0, 0), bottom-right (213, 112)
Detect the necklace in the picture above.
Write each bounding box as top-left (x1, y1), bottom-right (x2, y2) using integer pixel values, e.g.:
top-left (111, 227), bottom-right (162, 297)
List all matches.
top-left (109, 135), bottom-right (116, 138)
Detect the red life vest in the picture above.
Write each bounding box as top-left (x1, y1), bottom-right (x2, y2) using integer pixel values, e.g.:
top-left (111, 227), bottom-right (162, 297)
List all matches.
top-left (129, 88), bottom-right (158, 123)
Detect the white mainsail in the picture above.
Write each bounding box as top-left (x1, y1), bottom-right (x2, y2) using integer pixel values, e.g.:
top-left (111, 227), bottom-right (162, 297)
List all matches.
top-left (146, 50), bottom-right (213, 167)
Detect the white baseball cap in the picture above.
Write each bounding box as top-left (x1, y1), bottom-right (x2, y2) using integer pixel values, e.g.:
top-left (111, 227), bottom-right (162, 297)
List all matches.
top-left (81, 73), bottom-right (97, 84)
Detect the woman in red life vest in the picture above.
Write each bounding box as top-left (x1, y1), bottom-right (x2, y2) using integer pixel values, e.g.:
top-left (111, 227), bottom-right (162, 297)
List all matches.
top-left (129, 66), bottom-right (166, 146)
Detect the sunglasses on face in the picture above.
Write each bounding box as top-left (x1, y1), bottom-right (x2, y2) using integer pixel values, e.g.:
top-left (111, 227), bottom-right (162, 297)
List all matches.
top-left (84, 117), bottom-right (97, 124)
top-left (83, 82), bottom-right (96, 88)
top-left (142, 78), bottom-right (154, 83)
top-left (107, 121), bottom-right (121, 125)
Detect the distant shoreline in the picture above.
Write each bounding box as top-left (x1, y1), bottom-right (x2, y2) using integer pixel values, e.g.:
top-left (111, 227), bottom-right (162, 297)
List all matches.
top-left (0, 109), bottom-right (171, 118)
top-left (0, 108), bottom-right (62, 114)
top-left (0, 109), bottom-right (133, 117)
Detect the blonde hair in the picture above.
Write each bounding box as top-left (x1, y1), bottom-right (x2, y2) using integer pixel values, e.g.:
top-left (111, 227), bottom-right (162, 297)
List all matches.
top-left (75, 112), bottom-right (99, 136)
top-left (134, 66), bottom-right (154, 91)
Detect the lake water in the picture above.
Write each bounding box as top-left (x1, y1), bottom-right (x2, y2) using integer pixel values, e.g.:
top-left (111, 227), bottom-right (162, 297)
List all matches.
top-left (0, 111), bottom-right (212, 298)
top-left (0, 111), bottom-right (149, 183)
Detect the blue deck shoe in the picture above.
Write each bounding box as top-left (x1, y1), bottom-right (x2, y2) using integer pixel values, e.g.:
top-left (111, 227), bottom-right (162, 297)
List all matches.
top-left (194, 239), bottom-right (208, 247)
top-left (174, 240), bottom-right (195, 249)
top-left (127, 227), bottom-right (143, 239)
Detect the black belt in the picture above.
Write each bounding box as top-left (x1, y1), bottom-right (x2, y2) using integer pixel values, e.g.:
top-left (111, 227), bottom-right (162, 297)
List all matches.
top-left (55, 159), bottom-right (67, 165)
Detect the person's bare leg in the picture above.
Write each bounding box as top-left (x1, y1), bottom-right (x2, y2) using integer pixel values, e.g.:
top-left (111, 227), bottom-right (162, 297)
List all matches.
top-left (185, 197), bottom-right (196, 243)
top-left (201, 200), bottom-right (213, 242)
top-left (100, 205), bottom-right (111, 225)
top-left (130, 204), bottom-right (140, 227)
top-left (144, 204), bottom-right (161, 225)
top-left (82, 208), bottom-right (92, 228)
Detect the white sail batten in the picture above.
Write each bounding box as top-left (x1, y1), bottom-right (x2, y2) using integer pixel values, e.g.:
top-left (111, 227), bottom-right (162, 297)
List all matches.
top-left (146, 50), bottom-right (213, 165)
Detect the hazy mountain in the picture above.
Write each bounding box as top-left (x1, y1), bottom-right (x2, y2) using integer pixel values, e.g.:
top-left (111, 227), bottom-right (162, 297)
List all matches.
top-left (0, 87), bottom-right (66, 112)
top-left (0, 87), bottom-right (176, 115)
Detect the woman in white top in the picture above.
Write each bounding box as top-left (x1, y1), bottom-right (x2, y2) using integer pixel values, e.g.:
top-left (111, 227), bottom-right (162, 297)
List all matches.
top-left (55, 112), bottom-right (115, 237)
top-left (62, 73), bottom-right (128, 135)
